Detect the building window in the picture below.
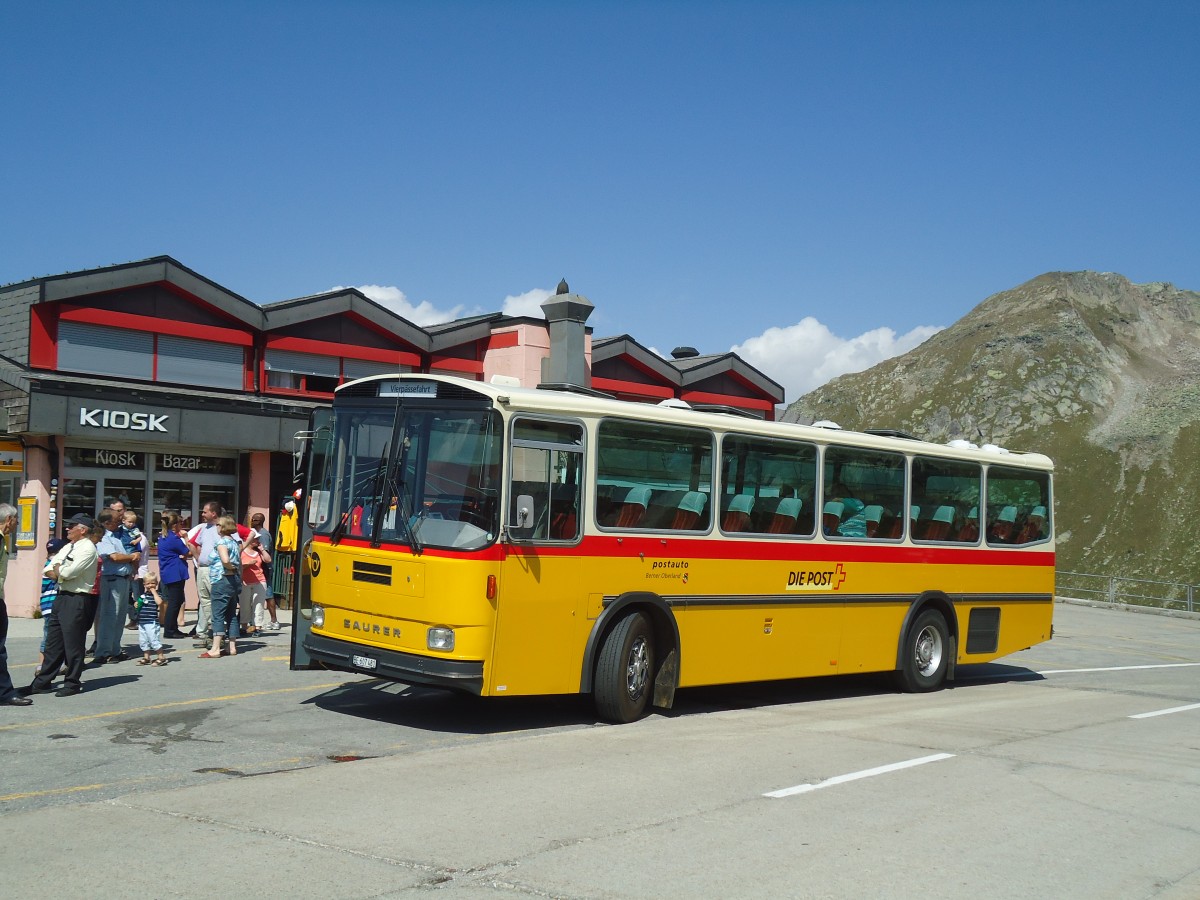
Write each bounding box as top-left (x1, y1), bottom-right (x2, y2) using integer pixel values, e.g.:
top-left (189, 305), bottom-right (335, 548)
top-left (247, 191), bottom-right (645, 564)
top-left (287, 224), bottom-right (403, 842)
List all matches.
top-left (157, 334), bottom-right (243, 389)
top-left (343, 358), bottom-right (410, 381)
top-left (58, 321), bottom-right (153, 379)
top-left (56, 322), bottom-right (244, 390)
top-left (265, 349), bottom-right (412, 394)
top-left (264, 349), bottom-right (340, 395)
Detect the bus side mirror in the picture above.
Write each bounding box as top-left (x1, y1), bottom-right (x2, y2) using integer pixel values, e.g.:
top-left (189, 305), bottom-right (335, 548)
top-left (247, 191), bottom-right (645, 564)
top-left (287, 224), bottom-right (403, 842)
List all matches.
top-left (515, 494), bottom-right (535, 526)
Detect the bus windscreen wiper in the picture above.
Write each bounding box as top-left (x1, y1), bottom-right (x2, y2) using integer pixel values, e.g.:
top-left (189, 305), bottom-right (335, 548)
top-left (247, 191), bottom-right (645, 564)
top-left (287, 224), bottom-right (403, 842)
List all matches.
top-left (329, 509), bottom-right (352, 546)
top-left (390, 435), bottom-right (423, 555)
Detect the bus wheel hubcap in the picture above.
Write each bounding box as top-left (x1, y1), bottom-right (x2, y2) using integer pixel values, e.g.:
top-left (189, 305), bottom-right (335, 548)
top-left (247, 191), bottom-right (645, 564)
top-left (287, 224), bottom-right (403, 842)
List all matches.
top-left (915, 626), bottom-right (942, 676)
top-left (627, 637), bottom-right (649, 699)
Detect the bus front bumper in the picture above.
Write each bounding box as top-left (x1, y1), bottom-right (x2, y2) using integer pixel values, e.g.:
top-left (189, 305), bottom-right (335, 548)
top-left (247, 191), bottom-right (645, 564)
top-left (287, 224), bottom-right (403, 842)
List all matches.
top-left (303, 632), bottom-right (485, 695)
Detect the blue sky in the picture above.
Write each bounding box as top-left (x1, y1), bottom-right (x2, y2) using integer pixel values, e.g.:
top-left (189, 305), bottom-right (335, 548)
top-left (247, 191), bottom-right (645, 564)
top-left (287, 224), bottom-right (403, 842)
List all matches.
top-left (3, 1), bottom-right (1197, 402)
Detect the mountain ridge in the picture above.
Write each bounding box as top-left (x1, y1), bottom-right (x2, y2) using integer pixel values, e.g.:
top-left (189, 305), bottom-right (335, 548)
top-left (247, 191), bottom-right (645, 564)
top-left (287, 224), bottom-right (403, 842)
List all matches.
top-left (783, 271), bottom-right (1200, 585)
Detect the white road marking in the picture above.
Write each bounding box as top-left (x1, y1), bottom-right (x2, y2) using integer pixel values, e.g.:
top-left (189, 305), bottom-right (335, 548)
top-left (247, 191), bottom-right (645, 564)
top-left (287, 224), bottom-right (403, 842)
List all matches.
top-left (1037, 663), bottom-right (1200, 675)
top-left (764, 753), bottom-right (955, 799)
top-left (1129, 702), bottom-right (1200, 719)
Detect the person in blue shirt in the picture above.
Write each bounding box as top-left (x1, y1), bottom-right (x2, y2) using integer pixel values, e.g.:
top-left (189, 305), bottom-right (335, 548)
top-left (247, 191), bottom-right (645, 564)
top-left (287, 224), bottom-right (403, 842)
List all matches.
top-left (35, 538), bottom-right (68, 678)
top-left (156, 513), bottom-right (191, 639)
top-left (94, 510), bottom-right (140, 664)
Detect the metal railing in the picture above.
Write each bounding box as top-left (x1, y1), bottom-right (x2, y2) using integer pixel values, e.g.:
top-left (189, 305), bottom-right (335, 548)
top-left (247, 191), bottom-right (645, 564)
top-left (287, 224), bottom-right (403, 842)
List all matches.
top-left (271, 550), bottom-right (297, 609)
top-left (1057, 571), bottom-right (1196, 613)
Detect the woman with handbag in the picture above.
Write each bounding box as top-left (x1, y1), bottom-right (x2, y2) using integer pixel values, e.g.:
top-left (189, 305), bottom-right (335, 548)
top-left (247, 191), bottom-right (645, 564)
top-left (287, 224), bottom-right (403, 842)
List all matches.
top-left (199, 516), bottom-right (242, 658)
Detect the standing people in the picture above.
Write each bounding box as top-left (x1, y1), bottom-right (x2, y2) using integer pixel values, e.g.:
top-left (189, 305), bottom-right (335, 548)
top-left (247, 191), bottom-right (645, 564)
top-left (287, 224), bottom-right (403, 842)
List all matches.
top-left (248, 512), bottom-right (278, 629)
top-left (188, 501), bottom-right (221, 649)
top-left (134, 572), bottom-right (167, 667)
top-left (121, 509), bottom-right (149, 630)
top-left (36, 538), bottom-right (68, 677)
top-left (95, 510), bottom-right (139, 664)
top-left (156, 513), bottom-right (191, 639)
top-left (276, 499), bottom-right (298, 552)
top-left (23, 513), bottom-right (100, 698)
top-left (239, 531), bottom-right (271, 635)
top-left (199, 516), bottom-right (242, 659)
top-left (0, 504), bottom-right (32, 706)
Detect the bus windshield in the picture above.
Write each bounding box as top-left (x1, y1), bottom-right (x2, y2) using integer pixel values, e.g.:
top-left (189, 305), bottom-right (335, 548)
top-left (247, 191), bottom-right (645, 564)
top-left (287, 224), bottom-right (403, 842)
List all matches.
top-left (310, 401), bottom-right (502, 552)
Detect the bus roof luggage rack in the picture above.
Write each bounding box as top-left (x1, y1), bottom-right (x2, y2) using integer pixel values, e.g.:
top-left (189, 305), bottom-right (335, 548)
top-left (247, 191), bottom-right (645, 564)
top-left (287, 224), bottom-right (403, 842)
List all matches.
top-left (536, 382), bottom-right (615, 399)
top-left (690, 404), bottom-right (760, 419)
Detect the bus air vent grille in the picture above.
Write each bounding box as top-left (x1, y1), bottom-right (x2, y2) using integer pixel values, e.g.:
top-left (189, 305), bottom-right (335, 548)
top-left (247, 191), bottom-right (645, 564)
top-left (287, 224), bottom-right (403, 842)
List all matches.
top-left (353, 561), bottom-right (393, 586)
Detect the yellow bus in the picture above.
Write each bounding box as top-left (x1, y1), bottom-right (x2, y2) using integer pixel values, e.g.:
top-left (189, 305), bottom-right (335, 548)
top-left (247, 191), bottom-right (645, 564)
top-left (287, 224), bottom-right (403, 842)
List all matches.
top-left (290, 373), bottom-right (1054, 723)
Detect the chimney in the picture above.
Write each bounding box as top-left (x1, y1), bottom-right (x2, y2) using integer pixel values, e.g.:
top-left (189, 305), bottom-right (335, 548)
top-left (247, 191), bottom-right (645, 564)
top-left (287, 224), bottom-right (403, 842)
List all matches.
top-left (671, 346), bottom-right (699, 360)
top-left (540, 280), bottom-right (594, 387)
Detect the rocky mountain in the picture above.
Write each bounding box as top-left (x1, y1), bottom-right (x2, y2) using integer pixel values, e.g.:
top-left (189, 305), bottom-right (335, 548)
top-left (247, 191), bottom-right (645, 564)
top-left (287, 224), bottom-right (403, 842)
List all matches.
top-left (783, 271), bottom-right (1200, 587)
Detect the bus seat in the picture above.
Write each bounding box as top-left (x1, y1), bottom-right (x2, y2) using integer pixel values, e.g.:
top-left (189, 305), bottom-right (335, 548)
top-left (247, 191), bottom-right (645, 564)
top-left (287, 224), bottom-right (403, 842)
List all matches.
top-left (670, 491), bottom-right (708, 530)
top-left (821, 501), bottom-right (844, 535)
top-left (769, 497), bottom-right (802, 534)
top-left (550, 511), bottom-right (577, 539)
top-left (1014, 505), bottom-right (1047, 544)
top-left (615, 486), bottom-right (652, 528)
top-left (864, 505), bottom-right (884, 538)
top-left (722, 494), bottom-right (754, 532)
top-left (923, 505), bottom-right (955, 542)
top-left (989, 505), bottom-right (1018, 543)
top-left (957, 506), bottom-right (980, 542)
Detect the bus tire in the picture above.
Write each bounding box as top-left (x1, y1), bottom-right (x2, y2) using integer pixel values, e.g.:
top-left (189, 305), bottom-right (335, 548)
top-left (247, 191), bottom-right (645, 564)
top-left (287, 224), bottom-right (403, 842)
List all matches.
top-left (896, 608), bottom-right (949, 693)
top-left (594, 612), bottom-right (655, 724)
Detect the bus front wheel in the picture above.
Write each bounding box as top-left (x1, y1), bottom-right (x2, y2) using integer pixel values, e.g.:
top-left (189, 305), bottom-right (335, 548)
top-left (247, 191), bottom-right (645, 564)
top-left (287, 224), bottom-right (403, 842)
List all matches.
top-left (896, 608), bottom-right (949, 693)
top-left (594, 612), bottom-right (655, 724)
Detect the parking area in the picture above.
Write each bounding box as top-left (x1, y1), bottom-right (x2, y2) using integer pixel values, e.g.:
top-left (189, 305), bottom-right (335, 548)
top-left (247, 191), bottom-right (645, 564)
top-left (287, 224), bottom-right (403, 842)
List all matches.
top-left (2, 601), bottom-right (1198, 898)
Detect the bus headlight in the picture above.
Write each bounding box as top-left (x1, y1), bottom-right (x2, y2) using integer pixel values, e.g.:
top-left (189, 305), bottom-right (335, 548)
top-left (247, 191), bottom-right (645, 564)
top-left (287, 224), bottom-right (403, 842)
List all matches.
top-left (312, 606), bottom-right (325, 628)
top-left (427, 627), bottom-right (455, 651)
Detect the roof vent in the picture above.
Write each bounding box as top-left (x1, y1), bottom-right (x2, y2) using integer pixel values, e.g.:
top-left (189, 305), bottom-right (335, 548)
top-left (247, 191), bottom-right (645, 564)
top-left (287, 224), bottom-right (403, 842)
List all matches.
top-left (671, 346), bottom-right (699, 360)
top-left (947, 439), bottom-right (979, 450)
top-left (812, 420), bottom-right (842, 430)
top-left (657, 398), bottom-right (691, 409)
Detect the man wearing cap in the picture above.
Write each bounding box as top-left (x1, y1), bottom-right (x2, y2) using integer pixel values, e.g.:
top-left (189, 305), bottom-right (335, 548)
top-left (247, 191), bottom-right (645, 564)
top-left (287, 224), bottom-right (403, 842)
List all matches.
top-left (24, 513), bottom-right (99, 697)
top-left (0, 503), bottom-right (32, 706)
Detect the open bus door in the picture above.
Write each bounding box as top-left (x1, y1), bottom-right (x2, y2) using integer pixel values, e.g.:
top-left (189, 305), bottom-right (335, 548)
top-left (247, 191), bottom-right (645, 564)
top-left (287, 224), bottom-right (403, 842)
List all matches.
top-left (290, 407), bottom-right (334, 670)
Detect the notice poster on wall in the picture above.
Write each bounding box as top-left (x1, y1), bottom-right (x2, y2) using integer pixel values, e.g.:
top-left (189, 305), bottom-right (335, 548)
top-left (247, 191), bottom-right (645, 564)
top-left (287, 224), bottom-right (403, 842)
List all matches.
top-left (16, 496), bottom-right (38, 549)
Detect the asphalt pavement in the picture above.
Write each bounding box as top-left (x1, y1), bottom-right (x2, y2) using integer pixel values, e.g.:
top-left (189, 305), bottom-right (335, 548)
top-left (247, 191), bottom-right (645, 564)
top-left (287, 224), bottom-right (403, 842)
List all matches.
top-left (1, 601), bottom-right (1198, 899)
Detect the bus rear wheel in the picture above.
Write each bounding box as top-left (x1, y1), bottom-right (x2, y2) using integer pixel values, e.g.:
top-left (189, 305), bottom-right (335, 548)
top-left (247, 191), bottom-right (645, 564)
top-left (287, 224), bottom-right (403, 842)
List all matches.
top-left (896, 608), bottom-right (949, 693)
top-left (595, 612), bottom-right (655, 724)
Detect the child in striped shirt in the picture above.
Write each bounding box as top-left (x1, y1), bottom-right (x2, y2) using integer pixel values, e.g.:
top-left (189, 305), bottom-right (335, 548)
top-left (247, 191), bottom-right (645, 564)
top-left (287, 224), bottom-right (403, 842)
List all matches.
top-left (135, 571), bottom-right (167, 667)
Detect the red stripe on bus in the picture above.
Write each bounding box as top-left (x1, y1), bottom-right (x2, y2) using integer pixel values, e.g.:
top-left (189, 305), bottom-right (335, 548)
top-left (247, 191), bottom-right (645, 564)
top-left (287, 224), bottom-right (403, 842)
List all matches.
top-left (311, 533), bottom-right (1052, 567)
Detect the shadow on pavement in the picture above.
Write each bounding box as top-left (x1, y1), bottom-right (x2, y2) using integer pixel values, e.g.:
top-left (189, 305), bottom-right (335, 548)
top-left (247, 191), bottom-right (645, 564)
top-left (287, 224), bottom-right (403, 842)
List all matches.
top-left (303, 679), bottom-right (598, 735)
top-left (297, 662), bottom-right (1045, 734)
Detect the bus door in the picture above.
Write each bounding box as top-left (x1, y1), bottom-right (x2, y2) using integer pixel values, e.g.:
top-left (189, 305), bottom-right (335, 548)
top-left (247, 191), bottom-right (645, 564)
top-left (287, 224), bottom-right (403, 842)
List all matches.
top-left (492, 418), bottom-right (585, 695)
top-left (290, 407), bottom-right (334, 670)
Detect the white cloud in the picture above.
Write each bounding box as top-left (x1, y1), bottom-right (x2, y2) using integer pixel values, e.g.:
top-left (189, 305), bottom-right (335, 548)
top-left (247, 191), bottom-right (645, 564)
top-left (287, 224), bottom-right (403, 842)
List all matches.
top-left (332, 283), bottom-right (555, 324)
top-left (732, 318), bottom-right (943, 401)
top-left (501, 287), bottom-right (552, 318)
top-left (331, 284), bottom-right (466, 325)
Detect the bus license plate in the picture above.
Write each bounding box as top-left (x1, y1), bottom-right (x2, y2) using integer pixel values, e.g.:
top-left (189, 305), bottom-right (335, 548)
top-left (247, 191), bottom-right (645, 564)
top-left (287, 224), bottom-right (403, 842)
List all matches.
top-left (352, 654), bottom-right (377, 671)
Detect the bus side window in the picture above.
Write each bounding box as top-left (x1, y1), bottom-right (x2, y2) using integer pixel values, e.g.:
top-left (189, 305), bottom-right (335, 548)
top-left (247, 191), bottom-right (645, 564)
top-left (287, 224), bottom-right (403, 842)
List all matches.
top-left (718, 433), bottom-right (816, 537)
top-left (596, 418), bottom-right (713, 531)
top-left (509, 418), bottom-right (584, 543)
top-left (986, 466), bottom-right (1051, 547)
top-left (912, 457), bottom-right (982, 545)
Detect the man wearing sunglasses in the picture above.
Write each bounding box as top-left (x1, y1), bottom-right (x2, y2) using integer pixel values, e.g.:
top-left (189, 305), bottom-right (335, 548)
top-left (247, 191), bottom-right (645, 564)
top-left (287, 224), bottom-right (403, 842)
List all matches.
top-left (22, 513), bottom-right (99, 698)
